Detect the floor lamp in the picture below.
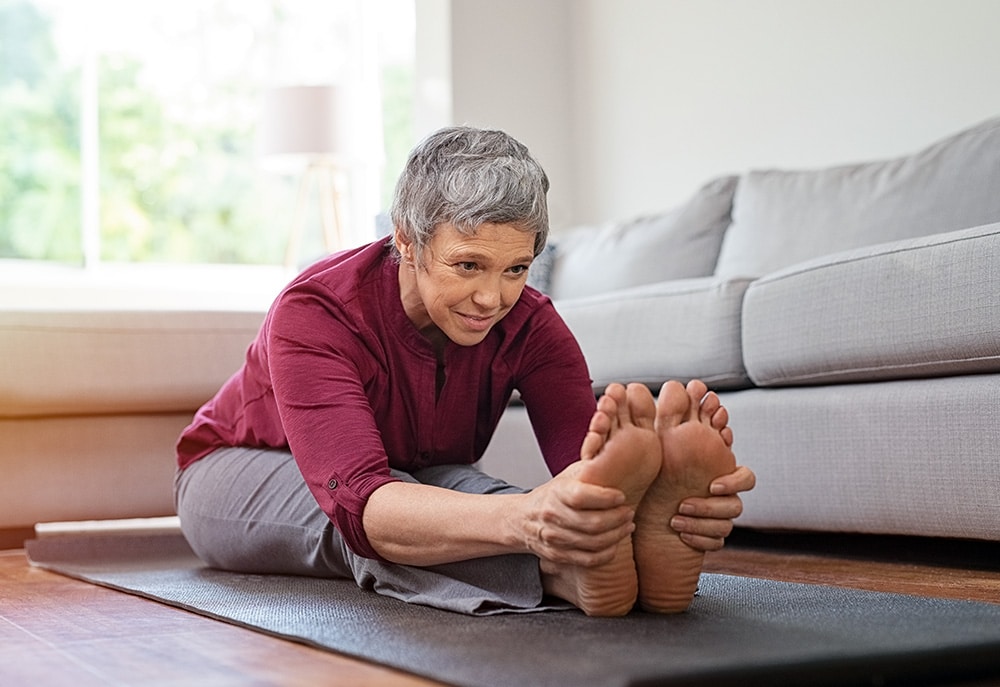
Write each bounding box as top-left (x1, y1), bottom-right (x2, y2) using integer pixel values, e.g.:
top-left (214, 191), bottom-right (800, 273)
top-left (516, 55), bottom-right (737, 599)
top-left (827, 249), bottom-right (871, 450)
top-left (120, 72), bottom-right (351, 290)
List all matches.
top-left (258, 85), bottom-right (350, 269)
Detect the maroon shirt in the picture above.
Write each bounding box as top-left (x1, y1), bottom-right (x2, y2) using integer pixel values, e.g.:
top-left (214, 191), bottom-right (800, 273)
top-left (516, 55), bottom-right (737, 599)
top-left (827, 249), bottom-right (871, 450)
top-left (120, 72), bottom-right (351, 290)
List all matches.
top-left (176, 238), bottom-right (596, 559)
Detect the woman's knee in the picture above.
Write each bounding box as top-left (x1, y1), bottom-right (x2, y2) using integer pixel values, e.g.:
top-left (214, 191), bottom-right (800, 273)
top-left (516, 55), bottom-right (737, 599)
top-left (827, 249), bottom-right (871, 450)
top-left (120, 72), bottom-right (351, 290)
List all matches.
top-left (175, 449), bottom-right (352, 577)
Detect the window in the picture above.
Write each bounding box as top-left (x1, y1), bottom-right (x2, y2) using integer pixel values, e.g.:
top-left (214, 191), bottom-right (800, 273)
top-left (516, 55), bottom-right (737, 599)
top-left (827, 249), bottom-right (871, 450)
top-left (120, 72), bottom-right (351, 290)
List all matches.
top-left (0, 0), bottom-right (414, 271)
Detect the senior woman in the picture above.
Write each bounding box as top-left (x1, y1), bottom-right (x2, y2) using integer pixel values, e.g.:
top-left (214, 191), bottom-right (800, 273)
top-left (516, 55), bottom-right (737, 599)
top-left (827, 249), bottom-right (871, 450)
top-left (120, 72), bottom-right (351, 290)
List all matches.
top-left (175, 126), bottom-right (755, 617)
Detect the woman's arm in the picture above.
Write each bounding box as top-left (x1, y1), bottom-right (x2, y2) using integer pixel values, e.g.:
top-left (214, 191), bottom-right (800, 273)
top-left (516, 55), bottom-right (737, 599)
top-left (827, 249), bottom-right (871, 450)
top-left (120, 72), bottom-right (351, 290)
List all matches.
top-left (362, 462), bottom-right (636, 567)
top-left (514, 300), bottom-right (598, 476)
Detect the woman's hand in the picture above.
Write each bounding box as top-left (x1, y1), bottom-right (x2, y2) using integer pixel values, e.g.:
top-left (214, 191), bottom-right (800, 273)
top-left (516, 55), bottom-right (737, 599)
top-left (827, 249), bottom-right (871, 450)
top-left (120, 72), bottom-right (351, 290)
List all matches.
top-left (669, 465), bottom-right (756, 552)
top-left (515, 462), bottom-right (635, 568)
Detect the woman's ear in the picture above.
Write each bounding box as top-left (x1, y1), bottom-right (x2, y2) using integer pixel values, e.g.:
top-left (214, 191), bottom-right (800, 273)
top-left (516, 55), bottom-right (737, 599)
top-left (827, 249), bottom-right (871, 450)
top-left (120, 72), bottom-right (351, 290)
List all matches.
top-left (394, 228), bottom-right (413, 263)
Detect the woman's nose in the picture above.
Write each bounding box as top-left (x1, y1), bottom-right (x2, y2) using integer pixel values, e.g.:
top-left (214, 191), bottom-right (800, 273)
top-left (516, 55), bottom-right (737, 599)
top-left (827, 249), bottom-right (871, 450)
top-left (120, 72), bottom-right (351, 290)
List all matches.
top-left (471, 276), bottom-right (502, 309)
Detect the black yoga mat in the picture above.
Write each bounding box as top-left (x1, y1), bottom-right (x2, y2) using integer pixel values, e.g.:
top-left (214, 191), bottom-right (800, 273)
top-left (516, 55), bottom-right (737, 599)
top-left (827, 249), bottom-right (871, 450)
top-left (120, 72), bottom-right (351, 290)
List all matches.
top-left (26, 531), bottom-right (1000, 687)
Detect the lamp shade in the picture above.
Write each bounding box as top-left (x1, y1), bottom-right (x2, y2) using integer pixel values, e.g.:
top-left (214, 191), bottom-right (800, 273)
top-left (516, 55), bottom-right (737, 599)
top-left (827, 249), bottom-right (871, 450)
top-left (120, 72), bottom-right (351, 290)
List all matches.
top-left (257, 84), bottom-right (350, 162)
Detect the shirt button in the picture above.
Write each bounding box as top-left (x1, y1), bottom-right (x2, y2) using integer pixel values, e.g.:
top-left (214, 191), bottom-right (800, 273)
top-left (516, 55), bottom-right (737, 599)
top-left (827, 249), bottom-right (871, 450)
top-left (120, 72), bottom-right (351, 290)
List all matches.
top-left (327, 478), bottom-right (338, 490)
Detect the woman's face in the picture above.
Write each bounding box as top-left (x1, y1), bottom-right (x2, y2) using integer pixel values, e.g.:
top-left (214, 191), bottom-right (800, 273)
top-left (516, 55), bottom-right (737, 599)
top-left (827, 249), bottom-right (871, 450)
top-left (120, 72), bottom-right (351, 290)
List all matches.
top-left (397, 222), bottom-right (535, 348)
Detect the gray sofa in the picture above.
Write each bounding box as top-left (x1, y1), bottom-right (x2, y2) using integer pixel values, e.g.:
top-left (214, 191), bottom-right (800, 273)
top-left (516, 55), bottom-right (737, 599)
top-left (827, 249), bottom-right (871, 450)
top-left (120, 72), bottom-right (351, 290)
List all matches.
top-left (480, 116), bottom-right (1000, 543)
top-left (2, 117), bottom-right (997, 548)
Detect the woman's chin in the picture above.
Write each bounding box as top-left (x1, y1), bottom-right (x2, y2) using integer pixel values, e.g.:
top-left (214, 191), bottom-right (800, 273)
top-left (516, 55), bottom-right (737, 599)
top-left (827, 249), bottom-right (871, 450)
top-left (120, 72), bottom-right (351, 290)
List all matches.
top-left (443, 323), bottom-right (494, 347)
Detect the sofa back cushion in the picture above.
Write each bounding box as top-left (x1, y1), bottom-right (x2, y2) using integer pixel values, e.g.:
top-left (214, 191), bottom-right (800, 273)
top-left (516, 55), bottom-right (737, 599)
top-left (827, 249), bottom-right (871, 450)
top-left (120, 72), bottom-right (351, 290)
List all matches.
top-left (556, 276), bottom-right (754, 392)
top-left (548, 176), bottom-right (737, 299)
top-left (715, 116), bottom-right (1000, 278)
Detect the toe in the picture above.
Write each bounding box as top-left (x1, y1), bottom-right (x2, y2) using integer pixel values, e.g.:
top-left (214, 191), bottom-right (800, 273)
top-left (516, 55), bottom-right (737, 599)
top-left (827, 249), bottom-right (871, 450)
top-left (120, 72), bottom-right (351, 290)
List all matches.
top-left (580, 429), bottom-right (603, 461)
top-left (700, 391), bottom-right (721, 420)
top-left (700, 392), bottom-right (729, 433)
top-left (625, 383), bottom-right (657, 429)
top-left (605, 383), bottom-right (633, 430)
top-left (710, 404), bottom-right (729, 432)
top-left (685, 379), bottom-right (708, 405)
top-left (655, 380), bottom-right (690, 430)
top-left (581, 398), bottom-right (615, 460)
top-left (601, 385), bottom-right (626, 431)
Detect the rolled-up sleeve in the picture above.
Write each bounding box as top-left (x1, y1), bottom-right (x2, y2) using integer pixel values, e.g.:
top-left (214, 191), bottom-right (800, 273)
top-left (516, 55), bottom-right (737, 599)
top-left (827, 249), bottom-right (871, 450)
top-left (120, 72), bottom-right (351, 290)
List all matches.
top-left (517, 301), bottom-right (597, 477)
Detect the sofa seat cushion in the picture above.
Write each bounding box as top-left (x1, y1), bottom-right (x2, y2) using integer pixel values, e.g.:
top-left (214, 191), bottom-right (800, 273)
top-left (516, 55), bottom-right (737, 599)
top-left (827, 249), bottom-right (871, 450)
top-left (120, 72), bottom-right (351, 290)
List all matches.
top-left (0, 309), bottom-right (264, 417)
top-left (716, 116), bottom-right (1000, 278)
top-left (742, 222), bottom-right (1000, 387)
top-left (720, 374), bottom-right (1000, 541)
top-left (555, 277), bottom-right (754, 391)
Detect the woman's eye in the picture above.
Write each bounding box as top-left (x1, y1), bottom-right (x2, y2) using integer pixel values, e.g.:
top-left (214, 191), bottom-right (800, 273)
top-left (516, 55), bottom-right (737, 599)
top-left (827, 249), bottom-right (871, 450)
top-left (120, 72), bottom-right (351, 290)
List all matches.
top-left (458, 262), bottom-right (477, 271)
top-left (509, 265), bottom-right (529, 275)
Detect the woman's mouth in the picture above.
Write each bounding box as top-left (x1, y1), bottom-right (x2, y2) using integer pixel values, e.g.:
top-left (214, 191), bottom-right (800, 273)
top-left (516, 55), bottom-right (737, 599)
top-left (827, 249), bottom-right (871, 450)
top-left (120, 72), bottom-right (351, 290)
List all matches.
top-left (456, 312), bottom-right (496, 332)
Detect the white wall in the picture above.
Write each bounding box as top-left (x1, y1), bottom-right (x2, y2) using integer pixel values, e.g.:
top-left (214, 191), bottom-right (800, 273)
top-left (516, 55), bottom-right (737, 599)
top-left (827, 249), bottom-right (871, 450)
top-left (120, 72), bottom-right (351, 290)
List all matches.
top-left (437, 0), bottom-right (1000, 232)
top-left (447, 0), bottom-right (577, 233)
top-left (413, 0), bottom-right (453, 135)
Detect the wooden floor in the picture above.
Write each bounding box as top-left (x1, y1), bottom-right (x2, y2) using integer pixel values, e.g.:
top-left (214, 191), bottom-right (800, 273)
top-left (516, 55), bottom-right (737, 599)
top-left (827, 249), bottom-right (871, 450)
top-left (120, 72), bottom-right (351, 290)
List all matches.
top-left (2, 530), bottom-right (1000, 686)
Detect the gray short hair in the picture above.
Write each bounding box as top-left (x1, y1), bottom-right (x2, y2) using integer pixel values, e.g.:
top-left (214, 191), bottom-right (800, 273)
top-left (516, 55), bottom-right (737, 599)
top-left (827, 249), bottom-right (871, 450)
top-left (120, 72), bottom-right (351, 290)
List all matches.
top-left (390, 126), bottom-right (549, 260)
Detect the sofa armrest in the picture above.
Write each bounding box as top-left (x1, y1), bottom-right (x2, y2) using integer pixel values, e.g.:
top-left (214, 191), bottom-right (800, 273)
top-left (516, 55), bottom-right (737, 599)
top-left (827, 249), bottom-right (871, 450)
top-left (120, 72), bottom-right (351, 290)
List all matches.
top-left (742, 222), bottom-right (1000, 386)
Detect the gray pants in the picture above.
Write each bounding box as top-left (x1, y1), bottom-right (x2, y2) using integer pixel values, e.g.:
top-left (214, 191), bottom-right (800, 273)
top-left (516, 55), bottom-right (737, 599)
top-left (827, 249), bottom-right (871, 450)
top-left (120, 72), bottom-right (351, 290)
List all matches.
top-left (174, 447), bottom-right (567, 615)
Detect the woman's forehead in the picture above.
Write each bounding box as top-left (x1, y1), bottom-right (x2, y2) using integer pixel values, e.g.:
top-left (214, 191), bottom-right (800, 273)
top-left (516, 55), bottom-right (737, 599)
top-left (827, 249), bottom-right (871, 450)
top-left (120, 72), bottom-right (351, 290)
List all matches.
top-left (432, 223), bottom-right (535, 260)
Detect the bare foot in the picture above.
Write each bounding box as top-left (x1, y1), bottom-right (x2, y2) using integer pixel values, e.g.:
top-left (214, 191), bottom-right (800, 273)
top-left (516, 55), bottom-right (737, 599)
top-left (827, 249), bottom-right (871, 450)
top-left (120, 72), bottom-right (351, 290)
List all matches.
top-left (541, 383), bottom-right (661, 616)
top-left (633, 380), bottom-right (737, 613)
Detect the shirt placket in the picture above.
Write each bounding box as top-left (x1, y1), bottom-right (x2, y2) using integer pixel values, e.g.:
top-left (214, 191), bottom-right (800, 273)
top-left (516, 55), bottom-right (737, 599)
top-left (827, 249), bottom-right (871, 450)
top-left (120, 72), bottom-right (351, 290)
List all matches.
top-left (413, 353), bottom-right (439, 469)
